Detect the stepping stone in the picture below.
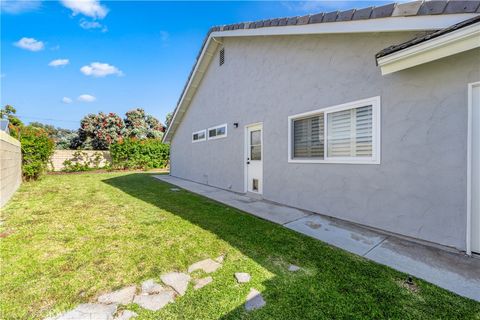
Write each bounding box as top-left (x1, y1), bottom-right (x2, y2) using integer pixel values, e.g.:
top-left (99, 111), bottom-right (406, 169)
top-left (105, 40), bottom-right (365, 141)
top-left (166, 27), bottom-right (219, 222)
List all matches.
top-left (114, 310), bottom-right (138, 320)
top-left (214, 255), bottom-right (225, 263)
top-left (288, 264), bottom-right (301, 272)
top-left (193, 276), bottom-right (213, 290)
top-left (245, 288), bottom-right (266, 311)
top-left (170, 188), bottom-right (180, 191)
top-left (141, 279), bottom-right (164, 294)
top-left (47, 303), bottom-right (117, 320)
top-left (161, 272), bottom-right (191, 296)
top-left (133, 290), bottom-right (175, 311)
top-left (235, 272), bottom-right (251, 283)
top-left (97, 286), bottom-right (136, 305)
top-left (188, 258), bottom-right (221, 274)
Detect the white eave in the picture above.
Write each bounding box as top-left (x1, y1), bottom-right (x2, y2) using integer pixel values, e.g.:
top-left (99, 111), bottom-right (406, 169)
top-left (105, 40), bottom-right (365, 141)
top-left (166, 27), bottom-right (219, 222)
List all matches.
top-left (163, 13), bottom-right (479, 143)
top-left (378, 20), bottom-right (480, 75)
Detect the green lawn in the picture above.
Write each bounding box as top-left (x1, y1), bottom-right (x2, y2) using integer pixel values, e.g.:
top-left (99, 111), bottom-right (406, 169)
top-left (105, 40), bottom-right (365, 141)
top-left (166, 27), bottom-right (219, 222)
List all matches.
top-left (1, 172), bottom-right (479, 319)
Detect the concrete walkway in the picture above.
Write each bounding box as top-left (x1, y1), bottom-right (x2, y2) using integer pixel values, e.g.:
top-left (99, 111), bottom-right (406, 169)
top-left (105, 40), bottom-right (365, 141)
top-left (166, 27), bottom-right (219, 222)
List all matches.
top-left (153, 175), bottom-right (480, 301)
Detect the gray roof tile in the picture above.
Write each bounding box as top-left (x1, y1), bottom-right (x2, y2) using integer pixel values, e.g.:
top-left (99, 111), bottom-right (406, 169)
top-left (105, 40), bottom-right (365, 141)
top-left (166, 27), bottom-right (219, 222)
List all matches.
top-left (444, 0), bottom-right (480, 14)
top-left (166, 1), bottom-right (480, 141)
top-left (287, 17), bottom-right (298, 25)
top-left (418, 1), bottom-right (448, 15)
top-left (352, 7), bottom-right (373, 20)
top-left (309, 12), bottom-right (324, 23)
top-left (337, 9), bottom-right (355, 21)
top-left (297, 15), bottom-right (311, 25)
top-left (392, 1), bottom-right (423, 16)
top-left (323, 11), bottom-right (338, 22)
top-left (376, 15), bottom-right (480, 59)
top-left (371, 3), bottom-right (396, 18)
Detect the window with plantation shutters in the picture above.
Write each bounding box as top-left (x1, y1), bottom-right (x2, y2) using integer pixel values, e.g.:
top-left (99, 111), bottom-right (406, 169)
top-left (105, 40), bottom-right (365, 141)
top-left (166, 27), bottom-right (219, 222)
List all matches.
top-left (327, 105), bottom-right (373, 158)
top-left (293, 114), bottom-right (324, 159)
top-left (288, 97), bottom-right (380, 164)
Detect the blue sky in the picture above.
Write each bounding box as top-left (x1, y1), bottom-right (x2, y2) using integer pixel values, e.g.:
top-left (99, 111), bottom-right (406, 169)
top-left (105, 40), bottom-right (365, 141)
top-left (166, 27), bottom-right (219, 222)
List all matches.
top-left (1, 0), bottom-right (388, 129)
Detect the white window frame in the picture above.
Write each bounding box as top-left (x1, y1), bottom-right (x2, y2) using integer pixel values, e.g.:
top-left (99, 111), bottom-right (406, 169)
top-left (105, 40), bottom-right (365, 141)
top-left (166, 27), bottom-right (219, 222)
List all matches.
top-left (192, 129), bottom-right (206, 143)
top-left (207, 123), bottom-right (228, 140)
top-left (288, 96), bottom-right (381, 164)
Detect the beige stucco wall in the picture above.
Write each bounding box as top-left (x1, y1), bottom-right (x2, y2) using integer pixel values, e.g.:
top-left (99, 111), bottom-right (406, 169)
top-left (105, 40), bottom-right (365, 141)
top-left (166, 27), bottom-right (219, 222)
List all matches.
top-left (170, 32), bottom-right (480, 251)
top-left (49, 150), bottom-right (112, 171)
top-left (0, 131), bottom-right (21, 208)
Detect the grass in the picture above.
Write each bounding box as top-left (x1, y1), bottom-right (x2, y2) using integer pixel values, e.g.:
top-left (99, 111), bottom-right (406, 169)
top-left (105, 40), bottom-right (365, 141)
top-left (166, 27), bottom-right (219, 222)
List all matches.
top-left (0, 172), bottom-right (479, 319)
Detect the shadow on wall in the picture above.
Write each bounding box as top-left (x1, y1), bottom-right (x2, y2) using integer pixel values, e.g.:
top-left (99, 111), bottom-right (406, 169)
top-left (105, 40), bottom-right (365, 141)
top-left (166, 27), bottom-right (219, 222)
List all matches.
top-left (102, 173), bottom-right (476, 319)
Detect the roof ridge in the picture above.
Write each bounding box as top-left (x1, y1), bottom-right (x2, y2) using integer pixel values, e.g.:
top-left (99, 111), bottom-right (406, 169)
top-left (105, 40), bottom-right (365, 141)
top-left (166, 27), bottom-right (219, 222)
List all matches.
top-left (207, 0), bottom-right (480, 34)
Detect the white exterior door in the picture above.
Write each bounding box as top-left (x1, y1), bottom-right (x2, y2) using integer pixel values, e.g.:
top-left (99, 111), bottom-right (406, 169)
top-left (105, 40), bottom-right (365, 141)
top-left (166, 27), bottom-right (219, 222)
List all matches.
top-left (470, 82), bottom-right (480, 254)
top-left (246, 124), bottom-right (263, 194)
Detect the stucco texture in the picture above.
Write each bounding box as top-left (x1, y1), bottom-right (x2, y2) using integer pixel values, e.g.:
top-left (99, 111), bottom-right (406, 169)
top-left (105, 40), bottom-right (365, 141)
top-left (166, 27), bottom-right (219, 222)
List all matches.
top-left (170, 32), bottom-right (480, 251)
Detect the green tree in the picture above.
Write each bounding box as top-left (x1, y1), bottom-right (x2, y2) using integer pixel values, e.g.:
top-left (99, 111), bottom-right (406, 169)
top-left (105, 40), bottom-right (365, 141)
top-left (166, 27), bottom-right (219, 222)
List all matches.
top-left (165, 112), bottom-right (173, 129)
top-left (124, 108), bottom-right (164, 140)
top-left (73, 112), bottom-right (125, 150)
top-left (0, 105), bottom-right (24, 135)
top-left (18, 126), bottom-right (55, 180)
top-left (29, 122), bottom-right (78, 150)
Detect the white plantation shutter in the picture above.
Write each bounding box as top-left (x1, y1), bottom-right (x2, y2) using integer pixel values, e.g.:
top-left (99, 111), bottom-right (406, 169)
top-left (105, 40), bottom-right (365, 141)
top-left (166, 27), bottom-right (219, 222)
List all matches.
top-left (293, 114), bottom-right (324, 158)
top-left (355, 106), bottom-right (373, 157)
top-left (327, 105), bottom-right (373, 158)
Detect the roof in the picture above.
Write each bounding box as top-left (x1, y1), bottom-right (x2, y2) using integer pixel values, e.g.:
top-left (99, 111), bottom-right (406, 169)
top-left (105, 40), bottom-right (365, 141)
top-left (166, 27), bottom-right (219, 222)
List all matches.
top-left (163, 1), bottom-right (480, 143)
top-left (376, 14), bottom-right (480, 58)
top-left (210, 1), bottom-right (480, 33)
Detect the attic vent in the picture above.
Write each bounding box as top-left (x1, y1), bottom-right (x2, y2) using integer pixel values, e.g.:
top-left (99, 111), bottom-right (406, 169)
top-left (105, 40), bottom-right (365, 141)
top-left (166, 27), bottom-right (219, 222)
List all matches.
top-left (219, 48), bottom-right (225, 66)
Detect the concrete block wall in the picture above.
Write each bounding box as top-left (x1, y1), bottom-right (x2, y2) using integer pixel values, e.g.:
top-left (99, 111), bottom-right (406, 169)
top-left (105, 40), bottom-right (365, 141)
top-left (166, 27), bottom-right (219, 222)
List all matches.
top-left (0, 131), bottom-right (21, 208)
top-left (49, 150), bottom-right (112, 171)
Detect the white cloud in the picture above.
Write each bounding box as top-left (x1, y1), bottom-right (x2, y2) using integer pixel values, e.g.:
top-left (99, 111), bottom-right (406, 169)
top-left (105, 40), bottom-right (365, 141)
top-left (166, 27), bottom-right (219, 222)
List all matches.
top-left (14, 37), bottom-right (44, 51)
top-left (79, 19), bottom-right (108, 32)
top-left (49, 59), bottom-right (70, 67)
top-left (77, 94), bottom-right (96, 102)
top-left (60, 0), bottom-right (108, 19)
top-left (80, 62), bottom-right (123, 77)
top-left (62, 97), bottom-right (73, 104)
top-left (0, 0), bottom-right (42, 14)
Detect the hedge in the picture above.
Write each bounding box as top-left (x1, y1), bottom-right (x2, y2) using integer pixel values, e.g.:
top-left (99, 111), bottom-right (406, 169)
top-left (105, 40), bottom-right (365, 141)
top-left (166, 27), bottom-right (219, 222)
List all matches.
top-left (17, 126), bottom-right (55, 180)
top-left (109, 138), bottom-right (169, 170)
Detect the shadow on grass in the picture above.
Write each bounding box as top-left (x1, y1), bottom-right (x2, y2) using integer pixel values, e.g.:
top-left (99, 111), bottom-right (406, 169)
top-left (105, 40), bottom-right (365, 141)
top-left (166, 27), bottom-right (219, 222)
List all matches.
top-left (103, 173), bottom-right (479, 319)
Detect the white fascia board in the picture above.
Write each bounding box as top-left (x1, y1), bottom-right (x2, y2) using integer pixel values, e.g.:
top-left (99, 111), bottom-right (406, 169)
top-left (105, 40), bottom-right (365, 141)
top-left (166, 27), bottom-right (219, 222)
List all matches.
top-left (212, 14), bottom-right (480, 38)
top-left (378, 22), bottom-right (480, 75)
top-left (163, 37), bottom-right (220, 143)
top-left (163, 14), bottom-right (479, 143)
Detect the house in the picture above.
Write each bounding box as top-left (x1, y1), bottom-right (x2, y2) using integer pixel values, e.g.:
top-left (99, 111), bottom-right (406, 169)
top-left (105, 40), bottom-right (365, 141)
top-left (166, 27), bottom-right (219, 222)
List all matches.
top-left (163, 1), bottom-right (480, 255)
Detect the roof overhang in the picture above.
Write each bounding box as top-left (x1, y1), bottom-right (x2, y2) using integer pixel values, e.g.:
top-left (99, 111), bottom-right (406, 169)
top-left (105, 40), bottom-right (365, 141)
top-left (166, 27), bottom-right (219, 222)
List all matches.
top-left (163, 13), bottom-right (479, 143)
top-left (377, 20), bottom-right (480, 75)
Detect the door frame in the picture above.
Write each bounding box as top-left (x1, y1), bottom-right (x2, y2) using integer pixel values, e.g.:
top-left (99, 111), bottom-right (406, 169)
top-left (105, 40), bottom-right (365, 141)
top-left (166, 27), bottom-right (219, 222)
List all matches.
top-left (467, 81), bottom-right (480, 255)
top-left (244, 122), bottom-right (264, 194)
